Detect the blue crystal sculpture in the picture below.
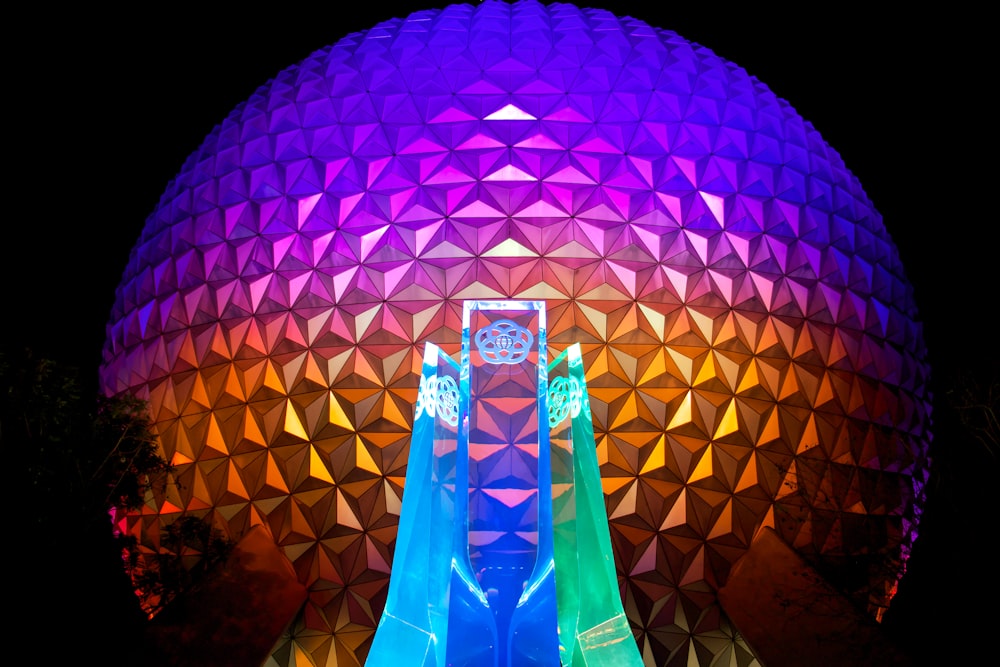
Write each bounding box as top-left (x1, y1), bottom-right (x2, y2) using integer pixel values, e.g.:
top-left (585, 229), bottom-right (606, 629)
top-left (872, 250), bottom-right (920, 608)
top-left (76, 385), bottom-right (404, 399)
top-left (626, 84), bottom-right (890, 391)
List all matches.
top-left (366, 301), bottom-right (640, 667)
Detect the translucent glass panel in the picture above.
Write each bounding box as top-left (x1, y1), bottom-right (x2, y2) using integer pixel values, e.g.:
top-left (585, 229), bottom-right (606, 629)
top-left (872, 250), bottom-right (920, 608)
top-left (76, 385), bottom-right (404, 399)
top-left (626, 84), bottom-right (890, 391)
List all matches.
top-left (365, 343), bottom-right (464, 667)
top-left (550, 343), bottom-right (641, 666)
top-left (463, 301), bottom-right (557, 666)
top-left (368, 302), bottom-right (638, 666)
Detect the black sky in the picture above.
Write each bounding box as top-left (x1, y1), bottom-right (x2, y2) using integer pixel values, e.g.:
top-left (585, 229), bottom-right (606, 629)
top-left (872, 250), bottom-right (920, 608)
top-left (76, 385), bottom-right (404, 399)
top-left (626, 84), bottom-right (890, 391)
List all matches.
top-left (7, 2), bottom-right (993, 662)
top-left (9, 2), bottom-right (989, 377)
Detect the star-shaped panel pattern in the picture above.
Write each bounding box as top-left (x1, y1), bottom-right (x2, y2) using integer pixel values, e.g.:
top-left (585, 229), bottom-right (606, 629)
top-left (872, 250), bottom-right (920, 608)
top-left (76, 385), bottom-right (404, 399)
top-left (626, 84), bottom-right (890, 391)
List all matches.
top-left (100, 2), bottom-right (931, 665)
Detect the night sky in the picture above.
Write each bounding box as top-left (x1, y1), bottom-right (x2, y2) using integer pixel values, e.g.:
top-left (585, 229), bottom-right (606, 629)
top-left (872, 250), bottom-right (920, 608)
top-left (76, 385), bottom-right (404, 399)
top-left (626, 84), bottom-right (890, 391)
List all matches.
top-left (10, 3), bottom-right (991, 377)
top-left (7, 2), bottom-right (993, 663)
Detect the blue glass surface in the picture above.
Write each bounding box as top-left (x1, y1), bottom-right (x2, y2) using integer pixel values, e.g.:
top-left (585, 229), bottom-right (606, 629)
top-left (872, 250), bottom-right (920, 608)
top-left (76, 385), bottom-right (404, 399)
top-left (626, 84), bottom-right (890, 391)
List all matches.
top-left (367, 302), bottom-right (639, 667)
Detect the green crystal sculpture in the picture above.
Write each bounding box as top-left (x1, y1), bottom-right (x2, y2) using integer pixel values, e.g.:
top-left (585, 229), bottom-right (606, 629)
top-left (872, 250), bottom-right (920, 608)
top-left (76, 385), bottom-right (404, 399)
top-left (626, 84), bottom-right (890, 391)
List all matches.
top-left (366, 301), bottom-right (641, 667)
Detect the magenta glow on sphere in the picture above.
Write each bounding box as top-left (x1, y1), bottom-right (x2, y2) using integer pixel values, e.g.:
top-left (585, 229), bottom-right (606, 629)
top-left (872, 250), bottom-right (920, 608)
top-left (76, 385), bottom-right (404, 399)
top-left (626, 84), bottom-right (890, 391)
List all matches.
top-left (100, 2), bottom-right (931, 664)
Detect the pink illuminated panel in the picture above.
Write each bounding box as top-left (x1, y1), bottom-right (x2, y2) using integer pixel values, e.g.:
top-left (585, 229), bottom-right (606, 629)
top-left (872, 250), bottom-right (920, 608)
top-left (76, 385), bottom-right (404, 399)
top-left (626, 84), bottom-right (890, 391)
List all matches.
top-left (100, 2), bottom-right (931, 665)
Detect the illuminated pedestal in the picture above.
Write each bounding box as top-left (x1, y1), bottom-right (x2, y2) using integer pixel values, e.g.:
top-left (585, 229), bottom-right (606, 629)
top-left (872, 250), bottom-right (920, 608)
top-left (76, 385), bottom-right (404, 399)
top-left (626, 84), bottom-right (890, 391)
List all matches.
top-left (366, 301), bottom-right (641, 667)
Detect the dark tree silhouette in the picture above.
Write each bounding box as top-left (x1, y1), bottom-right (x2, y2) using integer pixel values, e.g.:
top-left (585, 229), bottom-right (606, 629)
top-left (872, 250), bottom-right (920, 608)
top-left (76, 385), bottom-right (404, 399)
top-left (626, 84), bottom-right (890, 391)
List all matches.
top-left (3, 349), bottom-right (165, 664)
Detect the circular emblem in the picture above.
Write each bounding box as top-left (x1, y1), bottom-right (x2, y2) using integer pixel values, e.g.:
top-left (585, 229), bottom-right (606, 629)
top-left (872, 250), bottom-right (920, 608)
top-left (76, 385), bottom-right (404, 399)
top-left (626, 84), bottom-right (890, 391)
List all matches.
top-left (475, 319), bottom-right (533, 365)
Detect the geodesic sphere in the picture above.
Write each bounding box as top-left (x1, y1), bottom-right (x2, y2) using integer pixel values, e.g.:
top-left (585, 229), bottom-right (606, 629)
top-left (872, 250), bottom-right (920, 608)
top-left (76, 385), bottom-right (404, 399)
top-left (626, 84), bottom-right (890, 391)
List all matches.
top-left (100, 2), bottom-right (932, 665)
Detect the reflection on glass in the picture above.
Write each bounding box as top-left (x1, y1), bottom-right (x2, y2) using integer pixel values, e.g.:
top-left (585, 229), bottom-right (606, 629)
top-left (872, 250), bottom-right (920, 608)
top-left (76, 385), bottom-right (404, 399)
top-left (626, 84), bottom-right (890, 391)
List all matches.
top-left (367, 301), bottom-right (640, 667)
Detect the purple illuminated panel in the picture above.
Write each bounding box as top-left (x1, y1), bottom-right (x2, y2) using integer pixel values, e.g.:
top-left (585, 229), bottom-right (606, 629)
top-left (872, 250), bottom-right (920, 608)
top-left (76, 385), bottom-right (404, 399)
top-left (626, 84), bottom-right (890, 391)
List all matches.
top-left (100, 2), bottom-right (932, 665)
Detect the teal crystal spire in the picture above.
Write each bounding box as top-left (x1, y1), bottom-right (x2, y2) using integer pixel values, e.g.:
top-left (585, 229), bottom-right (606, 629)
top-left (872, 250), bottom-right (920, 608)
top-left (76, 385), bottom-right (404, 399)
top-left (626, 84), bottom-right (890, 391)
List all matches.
top-left (366, 301), bottom-right (641, 667)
